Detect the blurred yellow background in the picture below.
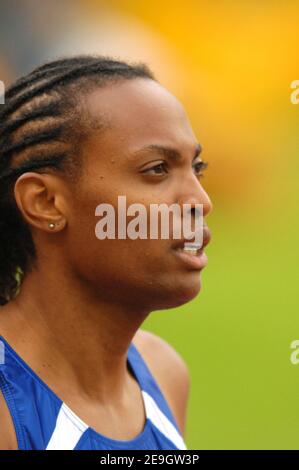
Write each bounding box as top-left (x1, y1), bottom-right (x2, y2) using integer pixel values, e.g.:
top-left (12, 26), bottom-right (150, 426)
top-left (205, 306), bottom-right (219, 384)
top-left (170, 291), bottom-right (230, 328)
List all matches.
top-left (1, 0), bottom-right (298, 449)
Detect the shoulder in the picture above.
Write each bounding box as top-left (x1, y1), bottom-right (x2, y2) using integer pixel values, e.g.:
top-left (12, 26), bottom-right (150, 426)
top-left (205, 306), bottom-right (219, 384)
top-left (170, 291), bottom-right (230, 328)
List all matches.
top-left (132, 329), bottom-right (190, 437)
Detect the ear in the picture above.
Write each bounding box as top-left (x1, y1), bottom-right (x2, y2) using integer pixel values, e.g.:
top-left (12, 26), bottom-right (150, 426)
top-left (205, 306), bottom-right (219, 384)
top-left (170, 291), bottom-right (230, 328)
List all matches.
top-left (13, 172), bottom-right (67, 233)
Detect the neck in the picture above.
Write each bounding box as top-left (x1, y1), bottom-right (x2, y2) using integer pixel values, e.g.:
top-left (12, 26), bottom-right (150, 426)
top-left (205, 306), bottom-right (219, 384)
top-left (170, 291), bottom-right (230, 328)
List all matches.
top-left (1, 264), bottom-right (150, 402)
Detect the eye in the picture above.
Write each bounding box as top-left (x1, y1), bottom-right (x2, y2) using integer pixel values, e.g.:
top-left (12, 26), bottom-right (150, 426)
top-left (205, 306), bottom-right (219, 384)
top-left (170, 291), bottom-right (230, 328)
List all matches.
top-left (141, 162), bottom-right (168, 175)
top-left (192, 160), bottom-right (208, 178)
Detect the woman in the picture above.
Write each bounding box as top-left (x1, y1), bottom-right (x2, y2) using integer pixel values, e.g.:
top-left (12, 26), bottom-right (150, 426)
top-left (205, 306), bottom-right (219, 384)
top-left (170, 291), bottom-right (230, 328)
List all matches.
top-left (0, 55), bottom-right (212, 450)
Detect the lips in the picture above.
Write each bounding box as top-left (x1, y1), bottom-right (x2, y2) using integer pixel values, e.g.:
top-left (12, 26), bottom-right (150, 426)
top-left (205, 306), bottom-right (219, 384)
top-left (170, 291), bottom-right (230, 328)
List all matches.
top-left (172, 225), bottom-right (212, 252)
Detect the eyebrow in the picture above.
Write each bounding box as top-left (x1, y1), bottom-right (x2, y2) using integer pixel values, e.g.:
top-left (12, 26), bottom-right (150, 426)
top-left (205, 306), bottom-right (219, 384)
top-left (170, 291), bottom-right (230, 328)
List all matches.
top-left (131, 143), bottom-right (203, 162)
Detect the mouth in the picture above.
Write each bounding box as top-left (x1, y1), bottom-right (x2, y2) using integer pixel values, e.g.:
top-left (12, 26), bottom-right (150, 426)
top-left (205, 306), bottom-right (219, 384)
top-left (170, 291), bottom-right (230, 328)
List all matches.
top-left (171, 225), bottom-right (211, 270)
top-left (172, 225), bottom-right (211, 252)
top-left (177, 243), bottom-right (203, 255)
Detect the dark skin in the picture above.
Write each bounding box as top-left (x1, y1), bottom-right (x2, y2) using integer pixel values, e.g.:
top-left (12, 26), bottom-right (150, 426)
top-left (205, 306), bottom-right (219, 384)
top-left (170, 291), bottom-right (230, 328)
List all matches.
top-left (0, 78), bottom-right (212, 449)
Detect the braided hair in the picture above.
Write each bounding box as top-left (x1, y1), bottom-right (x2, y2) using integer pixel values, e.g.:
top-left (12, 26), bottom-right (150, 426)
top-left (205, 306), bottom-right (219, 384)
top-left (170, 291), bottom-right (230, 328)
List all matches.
top-left (0, 54), bottom-right (155, 305)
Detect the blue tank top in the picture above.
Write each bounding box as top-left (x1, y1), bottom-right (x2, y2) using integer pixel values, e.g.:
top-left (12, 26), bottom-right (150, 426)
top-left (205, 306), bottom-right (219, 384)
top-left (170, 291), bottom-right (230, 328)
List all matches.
top-left (0, 335), bottom-right (187, 450)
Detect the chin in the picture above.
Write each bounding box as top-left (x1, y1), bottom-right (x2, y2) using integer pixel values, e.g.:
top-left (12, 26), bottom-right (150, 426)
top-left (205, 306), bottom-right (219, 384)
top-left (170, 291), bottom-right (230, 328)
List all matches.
top-left (174, 283), bottom-right (202, 307)
top-left (157, 276), bottom-right (202, 310)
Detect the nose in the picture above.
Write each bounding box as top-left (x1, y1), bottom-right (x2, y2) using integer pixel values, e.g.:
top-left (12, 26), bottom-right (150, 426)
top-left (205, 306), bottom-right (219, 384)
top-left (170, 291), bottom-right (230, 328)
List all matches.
top-left (177, 175), bottom-right (213, 218)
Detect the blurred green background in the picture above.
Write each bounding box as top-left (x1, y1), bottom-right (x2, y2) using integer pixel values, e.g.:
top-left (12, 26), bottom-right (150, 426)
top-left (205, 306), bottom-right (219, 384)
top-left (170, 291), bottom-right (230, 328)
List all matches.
top-left (1, 0), bottom-right (298, 449)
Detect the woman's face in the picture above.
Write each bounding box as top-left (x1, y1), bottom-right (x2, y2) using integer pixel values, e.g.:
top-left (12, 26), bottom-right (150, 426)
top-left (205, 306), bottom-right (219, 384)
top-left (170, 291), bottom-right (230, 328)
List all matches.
top-left (66, 78), bottom-right (212, 310)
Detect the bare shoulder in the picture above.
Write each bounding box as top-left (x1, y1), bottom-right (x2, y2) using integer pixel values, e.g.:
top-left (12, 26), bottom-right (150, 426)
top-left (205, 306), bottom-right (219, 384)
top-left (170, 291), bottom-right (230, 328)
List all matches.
top-left (0, 389), bottom-right (18, 450)
top-left (132, 329), bottom-right (190, 437)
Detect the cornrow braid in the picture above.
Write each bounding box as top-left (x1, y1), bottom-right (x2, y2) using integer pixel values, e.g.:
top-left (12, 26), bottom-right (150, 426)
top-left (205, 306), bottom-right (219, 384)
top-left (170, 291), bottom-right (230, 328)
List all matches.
top-left (0, 54), bottom-right (155, 305)
top-left (4, 55), bottom-right (101, 100)
top-left (2, 60), bottom-right (149, 119)
top-left (0, 100), bottom-right (63, 138)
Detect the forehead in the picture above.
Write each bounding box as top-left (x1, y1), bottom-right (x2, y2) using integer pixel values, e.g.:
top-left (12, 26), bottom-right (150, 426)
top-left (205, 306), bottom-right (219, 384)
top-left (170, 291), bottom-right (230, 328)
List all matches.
top-left (82, 78), bottom-right (197, 153)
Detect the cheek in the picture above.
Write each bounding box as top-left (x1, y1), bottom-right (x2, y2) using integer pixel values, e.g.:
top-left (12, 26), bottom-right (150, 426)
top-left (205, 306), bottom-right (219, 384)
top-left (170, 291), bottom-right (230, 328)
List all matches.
top-left (66, 229), bottom-right (169, 289)
top-left (65, 189), bottom-right (201, 303)
top-left (66, 226), bottom-right (147, 282)
top-left (65, 218), bottom-right (202, 308)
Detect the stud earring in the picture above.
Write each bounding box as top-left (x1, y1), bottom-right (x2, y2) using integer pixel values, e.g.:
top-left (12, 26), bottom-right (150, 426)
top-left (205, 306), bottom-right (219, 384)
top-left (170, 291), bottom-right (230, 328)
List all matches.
top-left (48, 222), bottom-right (55, 230)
